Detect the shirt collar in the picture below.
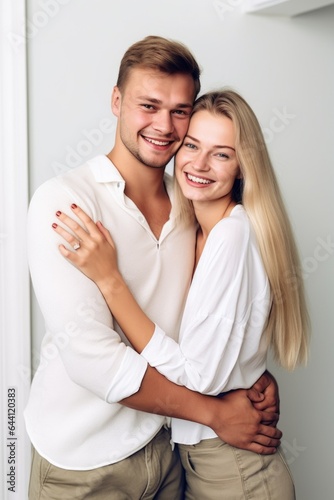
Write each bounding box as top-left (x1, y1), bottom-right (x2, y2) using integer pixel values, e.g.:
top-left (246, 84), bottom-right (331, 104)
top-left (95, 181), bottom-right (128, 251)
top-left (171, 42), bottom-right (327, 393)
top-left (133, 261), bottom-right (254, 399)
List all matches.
top-left (87, 155), bottom-right (174, 196)
top-left (86, 154), bottom-right (178, 220)
top-left (88, 155), bottom-right (125, 184)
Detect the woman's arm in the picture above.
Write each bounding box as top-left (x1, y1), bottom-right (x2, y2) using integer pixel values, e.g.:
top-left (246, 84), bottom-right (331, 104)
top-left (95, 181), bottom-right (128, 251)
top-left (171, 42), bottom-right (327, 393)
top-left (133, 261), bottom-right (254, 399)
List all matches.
top-left (54, 205), bottom-right (270, 396)
top-left (53, 204), bottom-right (157, 353)
top-left (93, 269), bottom-right (156, 352)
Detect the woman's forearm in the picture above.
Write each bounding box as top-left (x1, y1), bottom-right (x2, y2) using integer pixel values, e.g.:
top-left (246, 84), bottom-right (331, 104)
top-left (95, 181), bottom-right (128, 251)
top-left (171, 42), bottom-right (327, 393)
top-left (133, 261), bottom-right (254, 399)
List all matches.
top-left (97, 272), bottom-right (155, 352)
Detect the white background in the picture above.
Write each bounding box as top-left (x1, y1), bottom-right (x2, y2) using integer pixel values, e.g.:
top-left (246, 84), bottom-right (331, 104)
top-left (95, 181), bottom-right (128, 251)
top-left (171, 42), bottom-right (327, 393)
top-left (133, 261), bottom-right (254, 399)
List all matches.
top-left (3, 0), bottom-right (333, 498)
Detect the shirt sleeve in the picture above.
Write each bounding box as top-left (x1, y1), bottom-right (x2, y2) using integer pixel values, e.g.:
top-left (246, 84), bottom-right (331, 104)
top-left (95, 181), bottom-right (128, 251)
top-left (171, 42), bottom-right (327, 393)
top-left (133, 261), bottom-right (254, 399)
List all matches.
top-left (141, 213), bottom-right (269, 395)
top-left (28, 178), bottom-right (148, 403)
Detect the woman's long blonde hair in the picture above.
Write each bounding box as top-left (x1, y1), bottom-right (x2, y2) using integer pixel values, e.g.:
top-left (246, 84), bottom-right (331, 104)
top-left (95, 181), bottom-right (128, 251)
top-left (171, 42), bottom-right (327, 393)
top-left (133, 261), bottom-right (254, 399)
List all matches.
top-left (175, 89), bottom-right (310, 370)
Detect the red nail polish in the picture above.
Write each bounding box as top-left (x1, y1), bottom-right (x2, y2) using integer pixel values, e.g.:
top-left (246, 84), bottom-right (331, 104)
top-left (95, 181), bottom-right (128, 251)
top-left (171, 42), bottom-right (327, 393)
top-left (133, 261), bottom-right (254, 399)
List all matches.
top-left (56, 211), bottom-right (61, 217)
top-left (52, 223), bottom-right (58, 228)
top-left (71, 203), bottom-right (77, 209)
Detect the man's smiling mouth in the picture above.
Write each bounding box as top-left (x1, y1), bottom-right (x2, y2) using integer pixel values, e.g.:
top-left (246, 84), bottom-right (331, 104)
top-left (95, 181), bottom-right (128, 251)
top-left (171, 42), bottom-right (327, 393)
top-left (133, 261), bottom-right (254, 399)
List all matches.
top-left (144, 137), bottom-right (172, 146)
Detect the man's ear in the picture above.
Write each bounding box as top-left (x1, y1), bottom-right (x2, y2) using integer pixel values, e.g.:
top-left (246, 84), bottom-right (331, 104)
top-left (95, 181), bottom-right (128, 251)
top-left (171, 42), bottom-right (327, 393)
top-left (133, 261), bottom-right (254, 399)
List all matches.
top-left (111, 86), bottom-right (121, 117)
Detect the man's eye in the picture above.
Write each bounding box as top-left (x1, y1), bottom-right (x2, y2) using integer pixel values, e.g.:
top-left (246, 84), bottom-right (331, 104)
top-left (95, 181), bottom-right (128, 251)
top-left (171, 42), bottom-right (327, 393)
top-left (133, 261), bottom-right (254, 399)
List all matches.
top-left (142, 104), bottom-right (155, 110)
top-left (173, 110), bottom-right (186, 115)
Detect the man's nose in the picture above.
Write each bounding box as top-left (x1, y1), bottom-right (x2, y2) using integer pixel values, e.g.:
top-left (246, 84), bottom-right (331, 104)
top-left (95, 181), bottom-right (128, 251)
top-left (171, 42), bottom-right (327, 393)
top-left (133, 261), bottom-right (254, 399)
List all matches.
top-left (152, 111), bottom-right (174, 135)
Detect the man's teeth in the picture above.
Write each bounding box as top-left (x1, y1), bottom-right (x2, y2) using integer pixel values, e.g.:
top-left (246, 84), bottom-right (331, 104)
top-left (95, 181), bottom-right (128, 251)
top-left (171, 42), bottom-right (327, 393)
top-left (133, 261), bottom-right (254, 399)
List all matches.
top-left (187, 173), bottom-right (211, 184)
top-left (146, 138), bottom-right (170, 146)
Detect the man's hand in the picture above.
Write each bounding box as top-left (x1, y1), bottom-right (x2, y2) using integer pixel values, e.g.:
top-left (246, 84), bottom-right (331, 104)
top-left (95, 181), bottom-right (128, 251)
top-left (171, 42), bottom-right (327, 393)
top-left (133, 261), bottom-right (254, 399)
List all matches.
top-left (122, 366), bottom-right (281, 455)
top-left (247, 370), bottom-right (280, 426)
top-left (208, 389), bottom-right (282, 455)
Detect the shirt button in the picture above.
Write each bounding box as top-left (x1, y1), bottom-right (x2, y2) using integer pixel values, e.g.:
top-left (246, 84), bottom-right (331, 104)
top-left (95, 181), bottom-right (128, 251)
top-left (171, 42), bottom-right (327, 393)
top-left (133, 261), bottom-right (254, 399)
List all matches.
top-left (138, 215), bottom-right (144, 223)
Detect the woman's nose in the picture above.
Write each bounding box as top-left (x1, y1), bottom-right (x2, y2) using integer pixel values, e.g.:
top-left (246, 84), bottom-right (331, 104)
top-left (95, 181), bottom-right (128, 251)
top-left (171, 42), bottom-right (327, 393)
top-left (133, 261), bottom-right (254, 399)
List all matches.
top-left (191, 152), bottom-right (210, 171)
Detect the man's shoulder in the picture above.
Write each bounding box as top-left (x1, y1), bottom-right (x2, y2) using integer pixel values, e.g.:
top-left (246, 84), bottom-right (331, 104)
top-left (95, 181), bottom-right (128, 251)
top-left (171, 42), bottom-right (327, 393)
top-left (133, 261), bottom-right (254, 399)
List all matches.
top-left (29, 158), bottom-right (102, 213)
top-left (31, 157), bottom-right (102, 198)
top-left (53, 157), bottom-right (98, 185)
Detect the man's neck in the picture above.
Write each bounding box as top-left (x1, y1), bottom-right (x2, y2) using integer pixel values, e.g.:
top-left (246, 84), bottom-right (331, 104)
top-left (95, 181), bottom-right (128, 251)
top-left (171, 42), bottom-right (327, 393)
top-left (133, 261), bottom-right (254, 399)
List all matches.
top-left (107, 148), bottom-right (166, 195)
top-left (106, 150), bottom-right (171, 239)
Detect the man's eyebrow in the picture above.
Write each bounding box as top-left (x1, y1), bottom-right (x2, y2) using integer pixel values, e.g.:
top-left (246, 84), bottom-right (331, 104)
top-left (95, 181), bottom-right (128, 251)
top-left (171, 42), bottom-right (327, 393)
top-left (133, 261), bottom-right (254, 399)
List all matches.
top-left (137, 96), bottom-right (193, 108)
top-left (176, 103), bottom-right (193, 109)
top-left (186, 134), bottom-right (236, 151)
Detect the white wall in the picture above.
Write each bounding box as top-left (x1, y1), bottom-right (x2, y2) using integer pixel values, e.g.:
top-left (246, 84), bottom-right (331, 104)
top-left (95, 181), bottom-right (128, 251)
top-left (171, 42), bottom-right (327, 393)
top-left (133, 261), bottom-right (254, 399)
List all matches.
top-left (26, 1), bottom-right (334, 498)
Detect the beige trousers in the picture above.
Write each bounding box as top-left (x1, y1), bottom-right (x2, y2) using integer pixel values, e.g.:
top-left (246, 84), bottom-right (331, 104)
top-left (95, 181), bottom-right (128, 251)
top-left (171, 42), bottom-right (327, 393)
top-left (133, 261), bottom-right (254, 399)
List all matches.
top-left (28, 427), bottom-right (184, 500)
top-left (178, 438), bottom-right (295, 500)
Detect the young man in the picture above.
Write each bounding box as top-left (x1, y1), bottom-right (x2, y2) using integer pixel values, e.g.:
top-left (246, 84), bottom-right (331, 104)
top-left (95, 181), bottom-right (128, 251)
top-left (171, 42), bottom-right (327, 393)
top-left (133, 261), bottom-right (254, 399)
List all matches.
top-left (26, 36), bottom-right (281, 499)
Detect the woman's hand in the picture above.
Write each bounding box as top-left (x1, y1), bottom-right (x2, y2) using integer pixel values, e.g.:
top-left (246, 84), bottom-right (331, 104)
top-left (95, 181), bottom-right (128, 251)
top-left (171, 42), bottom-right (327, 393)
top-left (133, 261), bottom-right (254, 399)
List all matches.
top-left (52, 203), bottom-right (120, 288)
top-left (53, 203), bottom-right (155, 351)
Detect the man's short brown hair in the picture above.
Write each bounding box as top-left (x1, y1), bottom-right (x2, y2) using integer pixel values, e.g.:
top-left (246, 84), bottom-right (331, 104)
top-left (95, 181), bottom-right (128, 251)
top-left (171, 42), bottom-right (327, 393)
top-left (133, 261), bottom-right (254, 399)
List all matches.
top-left (116, 35), bottom-right (201, 98)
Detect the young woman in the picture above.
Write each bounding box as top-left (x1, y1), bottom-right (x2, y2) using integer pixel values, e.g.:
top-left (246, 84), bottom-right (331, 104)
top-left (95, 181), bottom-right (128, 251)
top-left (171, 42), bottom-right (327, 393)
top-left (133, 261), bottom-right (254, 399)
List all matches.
top-left (53, 89), bottom-right (309, 499)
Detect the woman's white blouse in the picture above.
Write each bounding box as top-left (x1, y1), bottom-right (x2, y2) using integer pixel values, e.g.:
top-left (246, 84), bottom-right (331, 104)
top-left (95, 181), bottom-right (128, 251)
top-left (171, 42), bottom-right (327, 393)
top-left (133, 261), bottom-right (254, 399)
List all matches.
top-left (141, 205), bottom-right (271, 445)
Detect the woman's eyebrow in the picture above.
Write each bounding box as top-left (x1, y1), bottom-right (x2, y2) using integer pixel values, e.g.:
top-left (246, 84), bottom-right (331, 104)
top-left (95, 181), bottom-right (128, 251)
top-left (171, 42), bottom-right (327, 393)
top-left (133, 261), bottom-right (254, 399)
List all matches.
top-left (186, 134), bottom-right (235, 151)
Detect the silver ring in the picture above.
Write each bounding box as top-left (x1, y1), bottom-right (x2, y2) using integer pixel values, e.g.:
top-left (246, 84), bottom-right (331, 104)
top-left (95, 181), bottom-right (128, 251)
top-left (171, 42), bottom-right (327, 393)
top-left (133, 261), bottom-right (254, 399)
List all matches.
top-left (73, 243), bottom-right (81, 251)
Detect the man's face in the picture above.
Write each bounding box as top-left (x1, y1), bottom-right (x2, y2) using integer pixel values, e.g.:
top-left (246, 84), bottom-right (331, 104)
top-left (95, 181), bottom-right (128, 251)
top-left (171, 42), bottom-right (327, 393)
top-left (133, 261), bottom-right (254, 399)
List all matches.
top-left (112, 67), bottom-right (195, 169)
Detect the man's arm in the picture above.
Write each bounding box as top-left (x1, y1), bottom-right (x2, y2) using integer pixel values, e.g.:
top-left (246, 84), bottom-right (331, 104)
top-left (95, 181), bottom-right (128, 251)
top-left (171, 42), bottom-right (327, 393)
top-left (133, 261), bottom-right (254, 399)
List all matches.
top-left (122, 366), bottom-right (282, 455)
top-left (28, 181), bottom-right (149, 402)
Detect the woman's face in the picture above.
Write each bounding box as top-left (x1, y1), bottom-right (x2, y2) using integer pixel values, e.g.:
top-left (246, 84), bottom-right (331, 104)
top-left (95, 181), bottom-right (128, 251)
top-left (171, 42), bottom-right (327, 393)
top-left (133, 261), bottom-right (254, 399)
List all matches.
top-left (175, 110), bottom-right (241, 204)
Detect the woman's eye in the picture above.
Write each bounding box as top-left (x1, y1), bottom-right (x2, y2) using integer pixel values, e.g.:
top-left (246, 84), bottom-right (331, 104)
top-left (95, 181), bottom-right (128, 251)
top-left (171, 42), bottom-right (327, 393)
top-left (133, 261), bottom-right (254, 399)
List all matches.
top-left (184, 143), bottom-right (196, 149)
top-left (216, 153), bottom-right (229, 159)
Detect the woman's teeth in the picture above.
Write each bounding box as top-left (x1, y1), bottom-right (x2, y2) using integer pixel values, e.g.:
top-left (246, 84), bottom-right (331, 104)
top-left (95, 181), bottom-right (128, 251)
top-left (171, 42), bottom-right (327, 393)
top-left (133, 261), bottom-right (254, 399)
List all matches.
top-left (187, 173), bottom-right (211, 184)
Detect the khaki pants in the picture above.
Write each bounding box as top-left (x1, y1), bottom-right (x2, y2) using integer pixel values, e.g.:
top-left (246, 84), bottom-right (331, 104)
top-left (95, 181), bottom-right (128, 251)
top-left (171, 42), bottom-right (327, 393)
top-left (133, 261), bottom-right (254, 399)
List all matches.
top-left (178, 438), bottom-right (295, 500)
top-left (28, 427), bottom-right (184, 500)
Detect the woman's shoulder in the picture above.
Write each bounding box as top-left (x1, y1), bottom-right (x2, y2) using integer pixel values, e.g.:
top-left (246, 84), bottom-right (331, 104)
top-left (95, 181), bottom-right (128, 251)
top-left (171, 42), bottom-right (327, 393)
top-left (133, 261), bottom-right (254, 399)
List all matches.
top-left (212, 204), bottom-right (250, 242)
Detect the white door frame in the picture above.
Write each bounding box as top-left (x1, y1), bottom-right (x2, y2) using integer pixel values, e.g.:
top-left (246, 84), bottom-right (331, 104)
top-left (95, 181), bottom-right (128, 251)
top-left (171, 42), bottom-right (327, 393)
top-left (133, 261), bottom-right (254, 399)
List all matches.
top-left (0, 1), bottom-right (31, 498)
